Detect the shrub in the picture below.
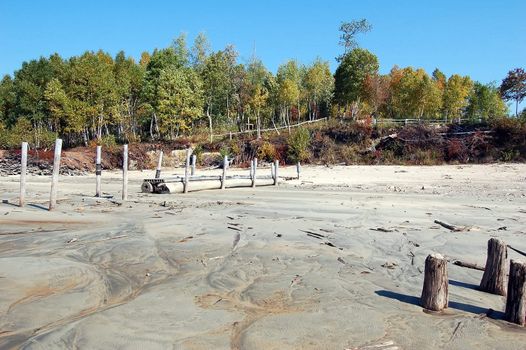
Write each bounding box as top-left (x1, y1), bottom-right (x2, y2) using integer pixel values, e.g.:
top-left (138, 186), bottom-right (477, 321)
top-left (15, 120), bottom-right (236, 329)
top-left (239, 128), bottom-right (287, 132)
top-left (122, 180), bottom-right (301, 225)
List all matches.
top-left (287, 127), bottom-right (311, 162)
top-left (256, 141), bottom-right (277, 162)
top-left (99, 134), bottom-right (117, 149)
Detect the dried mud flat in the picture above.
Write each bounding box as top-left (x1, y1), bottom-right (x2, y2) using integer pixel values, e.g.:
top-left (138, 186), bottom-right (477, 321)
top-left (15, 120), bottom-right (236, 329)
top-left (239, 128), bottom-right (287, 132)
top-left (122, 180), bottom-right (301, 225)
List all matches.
top-left (1, 164), bottom-right (526, 349)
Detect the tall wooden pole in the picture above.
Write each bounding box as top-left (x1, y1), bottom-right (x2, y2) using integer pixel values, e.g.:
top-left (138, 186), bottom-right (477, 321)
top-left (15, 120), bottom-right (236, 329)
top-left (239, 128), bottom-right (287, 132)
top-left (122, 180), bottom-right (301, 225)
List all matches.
top-left (480, 238), bottom-right (507, 295)
top-left (95, 145), bottom-right (102, 197)
top-left (183, 149), bottom-right (190, 193)
top-left (273, 159), bottom-right (279, 186)
top-left (49, 138), bottom-right (62, 211)
top-left (296, 161), bottom-right (301, 180)
top-left (420, 253), bottom-right (448, 311)
top-left (155, 150), bottom-right (163, 179)
top-left (122, 144), bottom-right (128, 201)
top-left (191, 154), bottom-right (196, 176)
top-left (19, 142), bottom-right (28, 207)
top-left (505, 260), bottom-right (526, 326)
top-left (221, 155), bottom-right (228, 189)
top-left (251, 158), bottom-right (258, 188)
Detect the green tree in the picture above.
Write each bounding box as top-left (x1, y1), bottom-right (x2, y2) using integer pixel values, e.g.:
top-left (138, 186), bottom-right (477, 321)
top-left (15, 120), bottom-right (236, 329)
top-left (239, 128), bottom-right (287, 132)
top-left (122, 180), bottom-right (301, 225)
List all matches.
top-left (157, 67), bottom-right (204, 139)
top-left (466, 82), bottom-right (507, 120)
top-left (500, 68), bottom-right (526, 117)
top-left (338, 19), bottom-right (372, 59)
top-left (334, 48), bottom-right (379, 119)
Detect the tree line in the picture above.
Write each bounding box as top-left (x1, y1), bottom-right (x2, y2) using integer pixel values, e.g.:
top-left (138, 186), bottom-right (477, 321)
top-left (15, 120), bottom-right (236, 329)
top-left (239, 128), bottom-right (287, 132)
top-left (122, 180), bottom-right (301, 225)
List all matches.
top-left (0, 21), bottom-right (523, 148)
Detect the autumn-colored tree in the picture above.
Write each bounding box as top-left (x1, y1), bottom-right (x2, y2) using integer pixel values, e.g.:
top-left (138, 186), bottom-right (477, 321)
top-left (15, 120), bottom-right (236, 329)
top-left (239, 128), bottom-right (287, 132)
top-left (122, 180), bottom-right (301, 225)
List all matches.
top-left (443, 74), bottom-right (473, 121)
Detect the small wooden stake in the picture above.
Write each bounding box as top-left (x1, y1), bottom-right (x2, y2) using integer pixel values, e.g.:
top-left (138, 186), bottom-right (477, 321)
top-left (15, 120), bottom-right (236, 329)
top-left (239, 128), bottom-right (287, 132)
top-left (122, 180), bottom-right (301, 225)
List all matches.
top-left (296, 161), bottom-right (301, 180)
top-left (49, 138), bottom-right (62, 211)
top-left (19, 142), bottom-right (28, 207)
top-left (155, 150), bottom-right (163, 179)
top-left (183, 149), bottom-right (190, 193)
top-left (504, 259), bottom-right (526, 326)
top-left (251, 158), bottom-right (258, 188)
top-left (95, 145), bottom-right (102, 197)
top-left (273, 159), bottom-right (279, 186)
top-left (122, 144), bottom-right (128, 201)
top-left (480, 238), bottom-right (507, 295)
top-left (191, 154), bottom-right (196, 175)
top-left (420, 253), bottom-right (448, 311)
top-left (221, 155), bottom-right (228, 189)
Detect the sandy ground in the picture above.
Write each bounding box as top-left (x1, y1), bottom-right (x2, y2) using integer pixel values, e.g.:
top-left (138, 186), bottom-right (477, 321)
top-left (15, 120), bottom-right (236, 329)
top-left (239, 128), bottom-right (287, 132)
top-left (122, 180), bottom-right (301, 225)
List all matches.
top-left (1, 163), bottom-right (526, 349)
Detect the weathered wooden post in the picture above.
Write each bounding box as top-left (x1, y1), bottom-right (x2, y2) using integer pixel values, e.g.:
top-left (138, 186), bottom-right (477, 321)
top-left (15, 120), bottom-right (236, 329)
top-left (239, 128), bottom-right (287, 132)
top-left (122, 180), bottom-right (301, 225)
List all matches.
top-left (183, 148), bottom-right (190, 193)
top-left (480, 238), bottom-right (507, 295)
top-left (221, 155), bottom-right (228, 189)
top-left (155, 150), bottom-right (163, 179)
top-left (19, 142), bottom-right (28, 207)
top-left (296, 161), bottom-right (301, 180)
top-left (273, 159), bottom-right (279, 186)
top-left (229, 132), bottom-right (232, 140)
top-left (420, 253), bottom-right (448, 311)
top-left (191, 154), bottom-right (196, 175)
top-left (504, 260), bottom-right (526, 326)
top-left (95, 145), bottom-right (102, 197)
top-left (49, 138), bottom-right (62, 211)
top-left (251, 158), bottom-right (258, 188)
top-left (122, 144), bottom-right (128, 201)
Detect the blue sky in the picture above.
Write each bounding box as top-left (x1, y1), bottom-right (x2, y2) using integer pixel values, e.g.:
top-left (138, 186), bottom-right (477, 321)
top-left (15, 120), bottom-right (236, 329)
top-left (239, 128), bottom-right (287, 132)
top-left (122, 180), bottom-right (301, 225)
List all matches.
top-left (1, 0), bottom-right (525, 86)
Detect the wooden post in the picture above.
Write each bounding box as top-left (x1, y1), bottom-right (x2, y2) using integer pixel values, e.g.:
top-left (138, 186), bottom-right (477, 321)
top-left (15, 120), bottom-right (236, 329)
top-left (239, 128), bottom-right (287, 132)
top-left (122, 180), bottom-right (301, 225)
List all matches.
top-left (229, 132), bottom-right (232, 140)
top-left (49, 138), bottom-right (62, 211)
top-left (420, 253), bottom-right (448, 311)
top-left (122, 144), bottom-right (128, 201)
top-left (480, 238), bottom-right (507, 295)
top-left (19, 142), bottom-right (28, 207)
top-left (505, 260), bottom-right (526, 326)
top-left (250, 159), bottom-right (254, 181)
top-left (274, 159), bottom-right (279, 186)
top-left (221, 155), bottom-right (228, 189)
top-left (191, 154), bottom-right (196, 176)
top-left (183, 149), bottom-right (190, 193)
top-left (95, 145), bottom-right (102, 197)
top-left (296, 161), bottom-right (301, 180)
top-left (252, 158), bottom-right (258, 188)
top-left (155, 150), bottom-right (163, 179)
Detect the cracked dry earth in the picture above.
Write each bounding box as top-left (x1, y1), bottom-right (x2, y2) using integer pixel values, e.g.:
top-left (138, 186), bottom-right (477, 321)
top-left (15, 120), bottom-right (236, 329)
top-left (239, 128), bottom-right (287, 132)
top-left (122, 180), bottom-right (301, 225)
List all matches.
top-left (1, 164), bottom-right (526, 349)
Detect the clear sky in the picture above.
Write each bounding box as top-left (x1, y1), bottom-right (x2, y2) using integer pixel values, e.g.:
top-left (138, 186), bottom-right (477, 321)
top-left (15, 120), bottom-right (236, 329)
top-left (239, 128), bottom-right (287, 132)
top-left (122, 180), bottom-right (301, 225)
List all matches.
top-left (1, 0), bottom-right (525, 86)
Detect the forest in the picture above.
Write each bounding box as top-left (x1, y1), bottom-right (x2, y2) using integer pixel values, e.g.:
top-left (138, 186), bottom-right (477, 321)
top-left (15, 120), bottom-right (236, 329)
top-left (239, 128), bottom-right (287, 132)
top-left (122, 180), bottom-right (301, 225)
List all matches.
top-left (0, 20), bottom-right (525, 149)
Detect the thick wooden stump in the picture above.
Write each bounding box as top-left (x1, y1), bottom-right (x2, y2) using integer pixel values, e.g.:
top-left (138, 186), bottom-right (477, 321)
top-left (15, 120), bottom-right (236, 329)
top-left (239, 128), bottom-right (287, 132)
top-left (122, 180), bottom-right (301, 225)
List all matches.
top-left (421, 253), bottom-right (448, 311)
top-left (480, 238), bottom-right (507, 295)
top-left (504, 260), bottom-right (526, 326)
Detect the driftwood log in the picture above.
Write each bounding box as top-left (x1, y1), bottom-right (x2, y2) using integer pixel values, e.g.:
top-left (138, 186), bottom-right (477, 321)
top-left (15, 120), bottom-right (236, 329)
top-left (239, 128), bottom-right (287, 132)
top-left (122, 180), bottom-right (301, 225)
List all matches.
top-left (421, 253), bottom-right (449, 311)
top-left (480, 238), bottom-right (507, 295)
top-left (504, 260), bottom-right (526, 326)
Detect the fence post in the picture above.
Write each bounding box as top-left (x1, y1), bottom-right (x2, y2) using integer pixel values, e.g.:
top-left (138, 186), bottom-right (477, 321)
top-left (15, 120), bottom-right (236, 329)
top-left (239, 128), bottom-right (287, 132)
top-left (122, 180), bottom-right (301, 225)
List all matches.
top-left (49, 138), bottom-right (62, 211)
top-left (155, 150), bottom-right (163, 179)
top-left (19, 142), bottom-right (28, 207)
top-left (505, 260), bottom-right (526, 326)
top-left (95, 145), bottom-right (102, 197)
top-left (251, 158), bottom-right (258, 188)
top-left (274, 159), bottom-right (279, 186)
top-left (221, 155), bottom-right (228, 189)
top-left (480, 238), bottom-right (507, 295)
top-left (191, 154), bottom-right (196, 175)
top-left (420, 253), bottom-right (448, 311)
top-left (183, 149), bottom-right (191, 193)
top-left (122, 144), bottom-right (128, 201)
top-left (296, 161), bottom-right (301, 180)
top-left (229, 132), bottom-right (232, 140)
